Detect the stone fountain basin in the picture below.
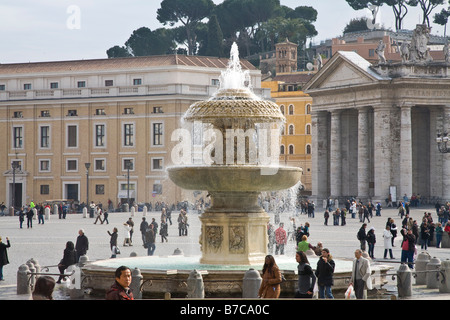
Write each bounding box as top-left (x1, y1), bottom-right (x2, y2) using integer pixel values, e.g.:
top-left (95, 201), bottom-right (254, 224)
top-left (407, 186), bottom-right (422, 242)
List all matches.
top-left (167, 165), bottom-right (302, 192)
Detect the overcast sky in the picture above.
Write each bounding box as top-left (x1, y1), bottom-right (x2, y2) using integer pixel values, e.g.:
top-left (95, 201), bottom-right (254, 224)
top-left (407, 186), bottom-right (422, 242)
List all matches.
top-left (0, 0), bottom-right (447, 63)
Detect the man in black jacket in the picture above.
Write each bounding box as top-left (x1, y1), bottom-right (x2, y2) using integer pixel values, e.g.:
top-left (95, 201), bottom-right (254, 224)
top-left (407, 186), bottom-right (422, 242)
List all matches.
top-left (75, 229), bottom-right (89, 263)
top-left (357, 224), bottom-right (367, 251)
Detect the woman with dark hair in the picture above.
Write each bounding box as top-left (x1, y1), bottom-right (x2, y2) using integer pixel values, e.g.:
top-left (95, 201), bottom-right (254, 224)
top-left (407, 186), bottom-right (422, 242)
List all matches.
top-left (258, 255), bottom-right (282, 298)
top-left (56, 241), bottom-right (77, 283)
top-left (315, 248), bottom-right (335, 299)
top-left (33, 276), bottom-right (56, 300)
top-left (295, 251), bottom-right (316, 298)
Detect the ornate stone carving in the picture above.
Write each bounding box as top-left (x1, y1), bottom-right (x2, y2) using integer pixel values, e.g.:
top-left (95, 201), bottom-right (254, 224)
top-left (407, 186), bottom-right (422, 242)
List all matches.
top-left (205, 226), bottom-right (223, 253)
top-left (409, 24), bottom-right (433, 63)
top-left (229, 226), bottom-right (245, 254)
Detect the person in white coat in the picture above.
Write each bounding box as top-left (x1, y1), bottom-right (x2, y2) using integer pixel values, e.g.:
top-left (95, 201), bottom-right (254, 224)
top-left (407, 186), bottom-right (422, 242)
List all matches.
top-left (383, 225), bottom-right (394, 259)
top-left (350, 249), bottom-right (372, 299)
top-left (123, 223), bottom-right (132, 246)
top-left (351, 201), bottom-right (357, 219)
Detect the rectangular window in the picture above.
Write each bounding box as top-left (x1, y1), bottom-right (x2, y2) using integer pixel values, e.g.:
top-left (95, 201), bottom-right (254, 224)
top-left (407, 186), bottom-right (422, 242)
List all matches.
top-left (11, 160), bottom-right (21, 171)
top-left (95, 159), bottom-right (105, 171)
top-left (40, 185), bottom-right (50, 195)
top-left (39, 160), bottom-right (50, 172)
top-left (13, 127), bottom-right (23, 148)
top-left (95, 124), bottom-right (105, 147)
top-left (67, 125), bottom-right (77, 148)
top-left (124, 107), bottom-right (134, 115)
top-left (40, 126), bottom-right (50, 148)
top-left (50, 82), bottom-right (59, 89)
top-left (95, 184), bottom-right (105, 195)
top-left (40, 110), bottom-right (50, 117)
top-left (95, 108), bottom-right (106, 115)
top-left (67, 109), bottom-right (77, 116)
top-left (123, 158), bottom-right (134, 171)
top-left (152, 106), bottom-right (163, 113)
top-left (133, 78), bottom-right (142, 85)
top-left (13, 111), bottom-right (23, 118)
top-left (0, 85), bottom-right (5, 91)
top-left (152, 158), bottom-right (163, 170)
top-left (23, 83), bottom-right (32, 90)
top-left (153, 184), bottom-right (162, 195)
top-left (77, 81), bottom-right (86, 88)
top-left (153, 123), bottom-right (163, 146)
top-left (67, 159), bottom-right (77, 171)
top-left (105, 80), bottom-right (114, 87)
top-left (124, 124), bottom-right (134, 146)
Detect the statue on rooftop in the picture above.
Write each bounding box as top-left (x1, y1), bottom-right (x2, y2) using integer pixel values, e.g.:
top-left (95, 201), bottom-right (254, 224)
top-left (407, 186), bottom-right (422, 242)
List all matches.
top-left (396, 41), bottom-right (410, 63)
top-left (409, 24), bottom-right (432, 62)
top-left (375, 40), bottom-right (386, 64)
top-left (444, 39), bottom-right (450, 63)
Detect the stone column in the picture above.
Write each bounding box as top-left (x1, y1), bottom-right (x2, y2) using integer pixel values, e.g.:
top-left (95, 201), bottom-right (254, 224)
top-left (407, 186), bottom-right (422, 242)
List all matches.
top-left (373, 105), bottom-right (392, 201)
top-left (311, 111), bottom-right (328, 204)
top-left (400, 104), bottom-right (413, 199)
top-left (429, 107), bottom-right (443, 198)
top-left (357, 107), bottom-right (370, 200)
top-left (443, 106), bottom-right (450, 200)
top-left (330, 110), bottom-right (341, 198)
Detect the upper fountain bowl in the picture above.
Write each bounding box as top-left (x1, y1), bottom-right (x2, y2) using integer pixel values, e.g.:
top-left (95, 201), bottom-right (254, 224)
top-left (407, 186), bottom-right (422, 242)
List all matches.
top-left (167, 165), bottom-right (302, 193)
top-left (183, 88), bottom-right (285, 125)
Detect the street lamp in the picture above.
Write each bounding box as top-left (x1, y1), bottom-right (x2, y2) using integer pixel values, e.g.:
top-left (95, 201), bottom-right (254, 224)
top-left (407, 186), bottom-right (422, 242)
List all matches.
top-left (85, 163), bottom-right (91, 216)
top-left (11, 161), bottom-right (19, 215)
top-left (125, 161), bottom-right (132, 207)
top-left (437, 131), bottom-right (450, 153)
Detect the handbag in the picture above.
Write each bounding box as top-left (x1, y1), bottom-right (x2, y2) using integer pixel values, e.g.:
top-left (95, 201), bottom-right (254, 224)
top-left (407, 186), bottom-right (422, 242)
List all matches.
top-left (345, 284), bottom-right (356, 299)
top-left (114, 246), bottom-right (121, 254)
top-left (274, 274), bottom-right (286, 285)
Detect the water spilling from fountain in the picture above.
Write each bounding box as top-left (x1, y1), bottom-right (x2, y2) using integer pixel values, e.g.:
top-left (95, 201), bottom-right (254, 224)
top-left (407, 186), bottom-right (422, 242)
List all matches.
top-left (167, 42), bottom-right (302, 265)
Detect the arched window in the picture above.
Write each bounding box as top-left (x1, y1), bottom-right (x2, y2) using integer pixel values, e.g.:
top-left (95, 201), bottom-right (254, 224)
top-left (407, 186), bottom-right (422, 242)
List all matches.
top-left (288, 104), bottom-right (294, 115)
top-left (280, 104), bottom-right (285, 115)
top-left (306, 123), bottom-right (311, 135)
top-left (305, 104), bottom-right (311, 114)
top-left (289, 145), bottom-right (294, 154)
top-left (306, 144), bottom-right (311, 154)
top-left (280, 145), bottom-right (285, 155)
top-left (288, 124), bottom-right (294, 135)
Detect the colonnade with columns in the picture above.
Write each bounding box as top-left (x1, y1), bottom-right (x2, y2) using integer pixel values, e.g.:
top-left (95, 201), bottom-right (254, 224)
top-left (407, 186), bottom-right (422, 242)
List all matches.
top-left (310, 103), bottom-right (450, 206)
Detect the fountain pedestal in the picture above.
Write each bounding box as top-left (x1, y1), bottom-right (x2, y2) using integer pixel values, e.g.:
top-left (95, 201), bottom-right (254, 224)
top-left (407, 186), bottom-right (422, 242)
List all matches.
top-left (199, 210), bottom-right (269, 265)
top-left (168, 165), bottom-right (302, 265)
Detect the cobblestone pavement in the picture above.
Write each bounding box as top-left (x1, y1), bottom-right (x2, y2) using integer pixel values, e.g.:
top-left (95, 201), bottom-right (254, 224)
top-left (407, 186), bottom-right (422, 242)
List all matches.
top-left (1, 205), bottom-right (449, 300)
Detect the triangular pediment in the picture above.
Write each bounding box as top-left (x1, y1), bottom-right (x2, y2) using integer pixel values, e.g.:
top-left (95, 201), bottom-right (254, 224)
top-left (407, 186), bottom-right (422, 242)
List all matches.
top-left (304, 51), bottom-right (390, 92)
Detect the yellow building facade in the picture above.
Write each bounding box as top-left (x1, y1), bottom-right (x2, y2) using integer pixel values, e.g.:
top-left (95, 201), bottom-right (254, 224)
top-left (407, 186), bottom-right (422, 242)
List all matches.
top-left (0, 55), bottom-right (266, 210)
top-left (261, 80), bottom-right (312, 193)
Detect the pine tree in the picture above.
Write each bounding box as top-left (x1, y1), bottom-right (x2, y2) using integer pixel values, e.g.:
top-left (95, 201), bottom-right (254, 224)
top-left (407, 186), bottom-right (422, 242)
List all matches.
top-left (206, 15), bottom-right (224, 57)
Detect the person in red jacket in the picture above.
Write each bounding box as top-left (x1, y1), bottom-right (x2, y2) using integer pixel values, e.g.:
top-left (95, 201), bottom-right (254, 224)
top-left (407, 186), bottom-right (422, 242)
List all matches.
top-left (106, 266), bottom-right (134, 300)
top-left (275, 223), bottom-right (287, 255)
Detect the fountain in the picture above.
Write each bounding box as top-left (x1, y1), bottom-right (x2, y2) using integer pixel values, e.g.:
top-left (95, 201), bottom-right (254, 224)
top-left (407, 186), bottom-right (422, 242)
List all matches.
top-left (79, 44), bottom-right (391, 299)
top-left (167, 42), bottom-right (302, 265)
